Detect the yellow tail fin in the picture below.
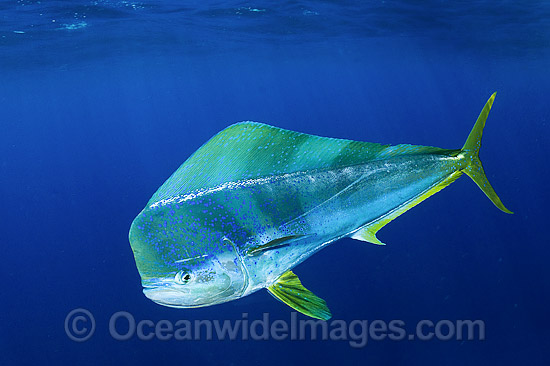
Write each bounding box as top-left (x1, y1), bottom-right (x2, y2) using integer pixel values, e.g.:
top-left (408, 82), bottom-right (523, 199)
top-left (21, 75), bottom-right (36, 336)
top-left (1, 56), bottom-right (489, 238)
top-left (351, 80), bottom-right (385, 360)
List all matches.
top-left (461, 92), bottom-right (513, 214)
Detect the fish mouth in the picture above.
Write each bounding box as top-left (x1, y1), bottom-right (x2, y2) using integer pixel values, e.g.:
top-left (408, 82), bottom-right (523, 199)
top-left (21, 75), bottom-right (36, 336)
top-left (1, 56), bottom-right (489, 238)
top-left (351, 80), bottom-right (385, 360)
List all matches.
top-left (141, 276), bottom-right (235, 308)
top-left (143, 287), bottom-right (212, 308)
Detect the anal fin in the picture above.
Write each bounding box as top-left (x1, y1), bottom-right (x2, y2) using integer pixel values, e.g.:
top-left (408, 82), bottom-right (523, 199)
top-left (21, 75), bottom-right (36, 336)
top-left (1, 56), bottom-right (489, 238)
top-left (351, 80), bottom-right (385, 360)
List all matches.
top-left (351, 170), bottom-right (464, 246)
top-left (267, 270), bottom-right (332, 320)
top-left (351, 227), bottom-right (386, 245)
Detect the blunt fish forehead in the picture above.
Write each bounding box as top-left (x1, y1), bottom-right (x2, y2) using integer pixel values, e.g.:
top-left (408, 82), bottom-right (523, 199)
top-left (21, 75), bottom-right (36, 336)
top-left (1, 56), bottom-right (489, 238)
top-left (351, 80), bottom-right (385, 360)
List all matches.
top-left (128, 202), bottom-right (225, 280)
top-left (129, 213), bottom-right (249, 307)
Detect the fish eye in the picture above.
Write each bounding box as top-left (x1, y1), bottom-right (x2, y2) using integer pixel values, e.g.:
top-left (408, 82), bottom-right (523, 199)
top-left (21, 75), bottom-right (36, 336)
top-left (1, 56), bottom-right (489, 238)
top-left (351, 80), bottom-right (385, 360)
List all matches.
top-left (175, 271), bottom-right (192, 284)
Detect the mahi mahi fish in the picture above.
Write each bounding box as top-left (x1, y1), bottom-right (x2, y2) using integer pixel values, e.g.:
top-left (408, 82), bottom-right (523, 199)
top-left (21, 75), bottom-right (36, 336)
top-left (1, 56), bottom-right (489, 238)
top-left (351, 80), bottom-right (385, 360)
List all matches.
top-left (129, 93), bottom-right (512, 320)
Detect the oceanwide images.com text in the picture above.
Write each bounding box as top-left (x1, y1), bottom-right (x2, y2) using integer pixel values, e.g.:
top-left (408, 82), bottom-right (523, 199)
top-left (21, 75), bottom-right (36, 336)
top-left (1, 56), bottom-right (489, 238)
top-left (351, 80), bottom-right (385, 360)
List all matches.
top-left (65, 309), bottom-right (485, 348)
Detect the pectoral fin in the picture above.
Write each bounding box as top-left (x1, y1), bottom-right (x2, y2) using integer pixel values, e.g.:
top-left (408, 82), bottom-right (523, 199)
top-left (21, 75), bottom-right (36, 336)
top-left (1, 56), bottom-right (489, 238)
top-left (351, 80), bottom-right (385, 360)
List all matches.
top-left (247, 235), bottom-right (306, 256)
top-left (267, 270), bottom-right (332, 320)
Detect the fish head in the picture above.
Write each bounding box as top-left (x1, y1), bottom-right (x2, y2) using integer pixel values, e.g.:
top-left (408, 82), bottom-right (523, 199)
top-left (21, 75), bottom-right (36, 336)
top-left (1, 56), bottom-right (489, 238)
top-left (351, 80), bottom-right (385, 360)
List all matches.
top-left (129, 214), bottom-right (248, 308)
top-left (141, 250), bottom-right (248, 308)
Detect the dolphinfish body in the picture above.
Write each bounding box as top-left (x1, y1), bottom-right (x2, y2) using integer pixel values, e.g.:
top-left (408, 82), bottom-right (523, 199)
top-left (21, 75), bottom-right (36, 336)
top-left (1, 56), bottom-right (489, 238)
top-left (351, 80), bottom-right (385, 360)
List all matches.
top-left (129, 93), bottom-right (511, 320)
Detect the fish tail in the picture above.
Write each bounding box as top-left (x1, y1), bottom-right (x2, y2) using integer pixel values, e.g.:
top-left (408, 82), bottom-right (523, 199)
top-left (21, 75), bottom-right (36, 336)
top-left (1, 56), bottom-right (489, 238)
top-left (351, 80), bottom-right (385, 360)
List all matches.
top-left (460, 92), bottom-right (513, 214)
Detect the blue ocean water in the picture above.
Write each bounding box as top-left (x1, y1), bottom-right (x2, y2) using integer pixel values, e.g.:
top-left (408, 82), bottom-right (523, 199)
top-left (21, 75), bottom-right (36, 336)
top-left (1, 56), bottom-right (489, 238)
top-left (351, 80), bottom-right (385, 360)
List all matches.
top-left (1, 1), bottom-right (549, 365)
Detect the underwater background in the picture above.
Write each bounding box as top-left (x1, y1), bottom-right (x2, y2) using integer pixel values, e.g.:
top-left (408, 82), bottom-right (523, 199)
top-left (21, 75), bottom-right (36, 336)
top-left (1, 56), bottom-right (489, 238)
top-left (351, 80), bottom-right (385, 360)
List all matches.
top-left (1, 1), bottom-right (549, 365)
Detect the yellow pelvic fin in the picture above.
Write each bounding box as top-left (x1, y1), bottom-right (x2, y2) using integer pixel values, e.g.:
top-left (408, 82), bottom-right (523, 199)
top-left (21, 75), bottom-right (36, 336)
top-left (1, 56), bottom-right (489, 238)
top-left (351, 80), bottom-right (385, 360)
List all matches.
top-left (267, 270), bottom-right (332, 320)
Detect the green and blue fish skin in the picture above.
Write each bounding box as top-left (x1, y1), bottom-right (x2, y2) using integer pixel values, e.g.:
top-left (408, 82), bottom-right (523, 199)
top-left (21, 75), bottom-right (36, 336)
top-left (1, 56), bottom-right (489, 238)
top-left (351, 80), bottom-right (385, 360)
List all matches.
top-left (129, 93), bottom-right (511, 319)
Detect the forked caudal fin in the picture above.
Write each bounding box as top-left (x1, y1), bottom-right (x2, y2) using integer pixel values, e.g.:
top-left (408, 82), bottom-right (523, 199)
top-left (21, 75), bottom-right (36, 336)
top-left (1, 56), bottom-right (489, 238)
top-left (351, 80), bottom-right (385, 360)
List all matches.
top-left (351, 92), bottom-right (512, 246)
top-left (461, 92), bottom-right (513, 214)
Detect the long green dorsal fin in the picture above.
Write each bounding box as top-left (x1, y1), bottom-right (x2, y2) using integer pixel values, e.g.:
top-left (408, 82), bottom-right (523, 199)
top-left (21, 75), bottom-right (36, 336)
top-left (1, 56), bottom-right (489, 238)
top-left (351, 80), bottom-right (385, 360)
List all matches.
top-left (351, 171), bottom-right (464, 244)
top-left (267, 270), bottom-right (332, 320)
top-left (247, 235), bottom-right (306, 256)
top-left (148, 122), bottom-right (449, 205)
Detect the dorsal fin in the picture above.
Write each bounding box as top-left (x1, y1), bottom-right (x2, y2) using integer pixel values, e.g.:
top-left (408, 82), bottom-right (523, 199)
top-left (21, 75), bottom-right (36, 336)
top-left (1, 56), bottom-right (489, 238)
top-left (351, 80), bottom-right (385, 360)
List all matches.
top-left (149, 122), bottom-right (448, 205)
